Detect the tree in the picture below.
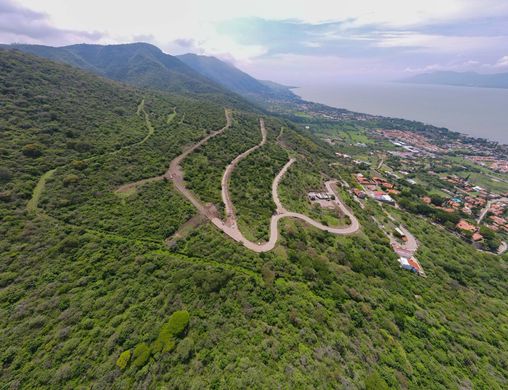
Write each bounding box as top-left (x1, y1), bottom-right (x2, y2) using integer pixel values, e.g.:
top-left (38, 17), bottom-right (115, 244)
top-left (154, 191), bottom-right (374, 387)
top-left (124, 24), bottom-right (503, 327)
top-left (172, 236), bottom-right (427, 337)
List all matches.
top-left (365, 371), bottom-right (389, 390)
top-left (167, 310), bottom-right (190, 337)
top-left (176, 337), bottom-right (194, 363)
top-left (63, 174), bottom-right (80, 186)
top-left (0, 167), bottom-right (12, 182)
top-left (116, 350), bottom-right (130, 370)
top-left (431, 195), bottom-right (445, 206)
top-left (132, 343), bottom-right (150, 368)
top-left (22, 143), bottom-right (43, 157)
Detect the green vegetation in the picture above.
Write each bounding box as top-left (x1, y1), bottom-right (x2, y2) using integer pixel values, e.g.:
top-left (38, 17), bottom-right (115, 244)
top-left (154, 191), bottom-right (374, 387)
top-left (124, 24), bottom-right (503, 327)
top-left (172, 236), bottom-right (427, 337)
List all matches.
top-left (182, 111), bottom-right (261, 211)
top-left (116, 350), bottom-right (131, 370)
top-left (1, 49), bottom-right (507, 389)
top-left (166, 310), bottom-right (190, 337)
top-left (132, 343), bottom-right (151, 368)
top-left (230, 125), bottom-right (288, 241)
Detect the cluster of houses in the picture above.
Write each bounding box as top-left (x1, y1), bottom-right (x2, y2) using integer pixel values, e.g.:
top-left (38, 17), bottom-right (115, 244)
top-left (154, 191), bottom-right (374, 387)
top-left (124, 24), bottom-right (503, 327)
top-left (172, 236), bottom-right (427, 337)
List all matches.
top-left (444, 175), bottom-right (491, 197)
top-left (353, 174), bottom-right (398, 205)
top-left (467, 155), bottom-right (508, 174)
top-left (484, 202), bottom-right (508, 233)
top-left (456, 219), bottom-right (484, 242)
top-left (432, 175), bottom-right (508, 235)
top-left (376, 128), bottom-right (445, 154)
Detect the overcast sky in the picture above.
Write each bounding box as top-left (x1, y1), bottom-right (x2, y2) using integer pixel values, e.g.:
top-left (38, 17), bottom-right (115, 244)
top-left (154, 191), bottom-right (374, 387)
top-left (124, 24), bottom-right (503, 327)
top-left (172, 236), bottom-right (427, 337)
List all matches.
top-left (2, 0), bottom-right (508, 84)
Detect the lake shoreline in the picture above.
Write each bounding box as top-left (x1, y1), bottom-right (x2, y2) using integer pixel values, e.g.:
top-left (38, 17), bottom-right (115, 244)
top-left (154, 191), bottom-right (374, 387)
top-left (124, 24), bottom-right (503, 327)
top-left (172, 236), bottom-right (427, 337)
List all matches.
top-left (295, 82), bottom-right (508, 145)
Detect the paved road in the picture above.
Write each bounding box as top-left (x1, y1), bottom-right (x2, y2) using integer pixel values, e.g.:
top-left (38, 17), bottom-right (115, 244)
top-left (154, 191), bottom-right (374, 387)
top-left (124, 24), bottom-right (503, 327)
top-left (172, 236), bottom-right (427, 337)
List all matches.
top-left (397, 225), bottom-right (419, 254)
top-left (498, 241), bottom-right (507, 255)
top-left (477, 197), bottom-right (508, 224)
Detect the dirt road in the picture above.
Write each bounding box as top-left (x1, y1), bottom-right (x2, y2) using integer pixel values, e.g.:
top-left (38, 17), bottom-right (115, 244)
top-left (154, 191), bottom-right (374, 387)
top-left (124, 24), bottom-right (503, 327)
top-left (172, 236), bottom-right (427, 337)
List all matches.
top-left (116, 109), bottom-right (360, 252)
top-left (222, 118), bottom-right (267, 225)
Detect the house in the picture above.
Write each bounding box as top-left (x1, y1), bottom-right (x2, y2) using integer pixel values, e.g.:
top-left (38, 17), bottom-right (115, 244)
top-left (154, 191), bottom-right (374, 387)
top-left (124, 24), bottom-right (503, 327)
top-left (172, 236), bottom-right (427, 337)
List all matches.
top-left (462, 206), bottom-right (472, 215)
top-left (422, 196), bottom-right (432, 204)
top-left (374, 192), bottom-right (395, 204)
top-left (399, 257), bottom-right (421, 274)
top-left (309, 191), bottom-right (333, 201)
top-left (355, 174), bottom-right (372, 185)
top-left (456, 219), bottom-right (476, 233)
top-left (407, 258), bottom-right (422, 273)
top-left (490, 215), bottom-right (507, 226)
top-left (472, 232), bottom-right (483, 241)
top-left (353, 188), bottom-right (366, 199)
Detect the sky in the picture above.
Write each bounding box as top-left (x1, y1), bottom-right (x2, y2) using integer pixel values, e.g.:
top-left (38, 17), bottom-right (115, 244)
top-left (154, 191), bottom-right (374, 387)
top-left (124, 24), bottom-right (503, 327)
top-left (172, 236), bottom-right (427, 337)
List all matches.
top-left (1, 0), bottom-right (508, 84)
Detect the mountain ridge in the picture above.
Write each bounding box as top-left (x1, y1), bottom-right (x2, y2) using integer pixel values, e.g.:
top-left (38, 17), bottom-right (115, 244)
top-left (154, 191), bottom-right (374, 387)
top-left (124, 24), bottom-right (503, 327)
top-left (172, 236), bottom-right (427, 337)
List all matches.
top-left (6, 42), bottom-right (299, 102)
top-left (176, 53), bottom-right (299, 101)
top-left (5, 42), bottom-right (235, 96)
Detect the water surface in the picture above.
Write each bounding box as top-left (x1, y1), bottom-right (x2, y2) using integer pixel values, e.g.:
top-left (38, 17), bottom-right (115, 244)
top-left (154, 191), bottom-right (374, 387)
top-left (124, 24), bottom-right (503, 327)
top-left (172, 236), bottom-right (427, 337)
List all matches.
top-left (296, 82), bottom-right (508, 144)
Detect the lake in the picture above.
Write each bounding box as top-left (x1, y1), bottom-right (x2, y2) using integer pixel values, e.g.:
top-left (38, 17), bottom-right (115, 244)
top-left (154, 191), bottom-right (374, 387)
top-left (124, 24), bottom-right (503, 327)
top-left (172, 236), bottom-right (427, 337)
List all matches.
top-left (296, 82), bottom-right (508, 144)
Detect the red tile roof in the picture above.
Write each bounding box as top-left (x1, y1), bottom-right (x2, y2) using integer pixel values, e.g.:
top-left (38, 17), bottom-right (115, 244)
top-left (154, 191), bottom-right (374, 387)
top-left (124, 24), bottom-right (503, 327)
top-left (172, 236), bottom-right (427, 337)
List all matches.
top-left (408, 258), bottom-right (421, 272)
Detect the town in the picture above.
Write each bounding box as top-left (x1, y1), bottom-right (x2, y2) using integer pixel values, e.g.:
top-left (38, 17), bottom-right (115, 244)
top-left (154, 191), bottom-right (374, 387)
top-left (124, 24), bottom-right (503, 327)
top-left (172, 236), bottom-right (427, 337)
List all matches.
top-left (319, 117), bottom-right (508, 269)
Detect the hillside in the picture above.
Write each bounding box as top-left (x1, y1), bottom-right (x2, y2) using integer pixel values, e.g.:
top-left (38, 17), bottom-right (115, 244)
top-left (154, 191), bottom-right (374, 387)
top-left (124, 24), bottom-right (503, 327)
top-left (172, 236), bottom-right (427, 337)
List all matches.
top-left (7, 43), bottom-right (236, 96)
top-left (1, 49), bottom-right (507, 389)
top-left (401, 70), bottom-right (508, 89)
top-left (177, 53), bottom-right (299, 101)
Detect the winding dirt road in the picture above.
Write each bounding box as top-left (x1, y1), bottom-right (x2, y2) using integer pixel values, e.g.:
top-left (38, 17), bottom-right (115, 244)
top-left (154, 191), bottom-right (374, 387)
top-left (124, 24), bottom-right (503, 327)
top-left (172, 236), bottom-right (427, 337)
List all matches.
top-left (117, 109), bottom-right (360, 252)
top-left (222, 118), bottom-right (267, 225)
top-left (116, 108), bottom-right (232, 199)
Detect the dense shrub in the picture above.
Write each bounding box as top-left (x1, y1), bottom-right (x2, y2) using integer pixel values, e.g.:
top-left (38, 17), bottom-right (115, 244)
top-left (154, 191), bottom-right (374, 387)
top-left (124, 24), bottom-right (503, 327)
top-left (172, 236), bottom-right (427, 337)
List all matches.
top-left (132, 343), bottom-right (150, 368)
top-left (116, 350), bottom-right (130, 370)
top-left (166, 310), bottom-right (190, 337)
top-left (22, 143), bottom-right (43, 157)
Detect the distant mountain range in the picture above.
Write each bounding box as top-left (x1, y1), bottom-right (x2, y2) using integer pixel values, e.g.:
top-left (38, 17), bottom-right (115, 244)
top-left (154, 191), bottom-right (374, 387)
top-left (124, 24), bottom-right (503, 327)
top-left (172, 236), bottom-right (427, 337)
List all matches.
top-left (5, 42), bottom-right (298, 102)
top-left (401, 71), bottom-right (508, 89)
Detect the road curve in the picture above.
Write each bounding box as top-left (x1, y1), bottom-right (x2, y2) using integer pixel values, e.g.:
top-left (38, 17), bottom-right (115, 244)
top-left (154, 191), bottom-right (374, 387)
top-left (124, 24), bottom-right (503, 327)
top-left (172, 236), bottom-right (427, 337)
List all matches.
top-left (222, 118), bottom-right (267, 225)
top-left (164, 109), bottom-right (233, 216)
top-left (208, 117), bottom-right (360, 252)
top-left (116, 108), bottom-right (232, 200)
top-left (117, 109), bottom-right (360, 252)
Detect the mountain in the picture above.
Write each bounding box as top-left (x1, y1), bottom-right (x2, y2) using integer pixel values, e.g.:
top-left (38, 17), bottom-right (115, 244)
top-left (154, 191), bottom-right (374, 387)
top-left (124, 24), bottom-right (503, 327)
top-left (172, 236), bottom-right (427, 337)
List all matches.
top-left (177, 53), bottom-right (299, 101)
top-left (7, 43), bottom-right (235, 96)
top-left (2, 48), bottom-right (508, 389)
top-left (401, 70), bottom-right (508, 89)
top-left (7, 43), bottom-right (299, 102)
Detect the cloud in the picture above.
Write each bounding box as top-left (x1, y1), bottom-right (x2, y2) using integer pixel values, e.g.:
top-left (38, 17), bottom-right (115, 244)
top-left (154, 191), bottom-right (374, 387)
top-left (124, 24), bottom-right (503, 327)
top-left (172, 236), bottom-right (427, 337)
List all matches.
top-left (3, 0), bottom-right (508, 81)
top-left (0, 0), bottom-right (103, 45)
top-left (495, 55), bottom-right (508, 68)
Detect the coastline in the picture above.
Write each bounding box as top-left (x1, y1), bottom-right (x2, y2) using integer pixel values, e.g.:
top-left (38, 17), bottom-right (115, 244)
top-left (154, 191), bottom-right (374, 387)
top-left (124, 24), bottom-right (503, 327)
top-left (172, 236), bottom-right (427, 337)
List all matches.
top-left (294, 82), bottom-right (508, 145)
